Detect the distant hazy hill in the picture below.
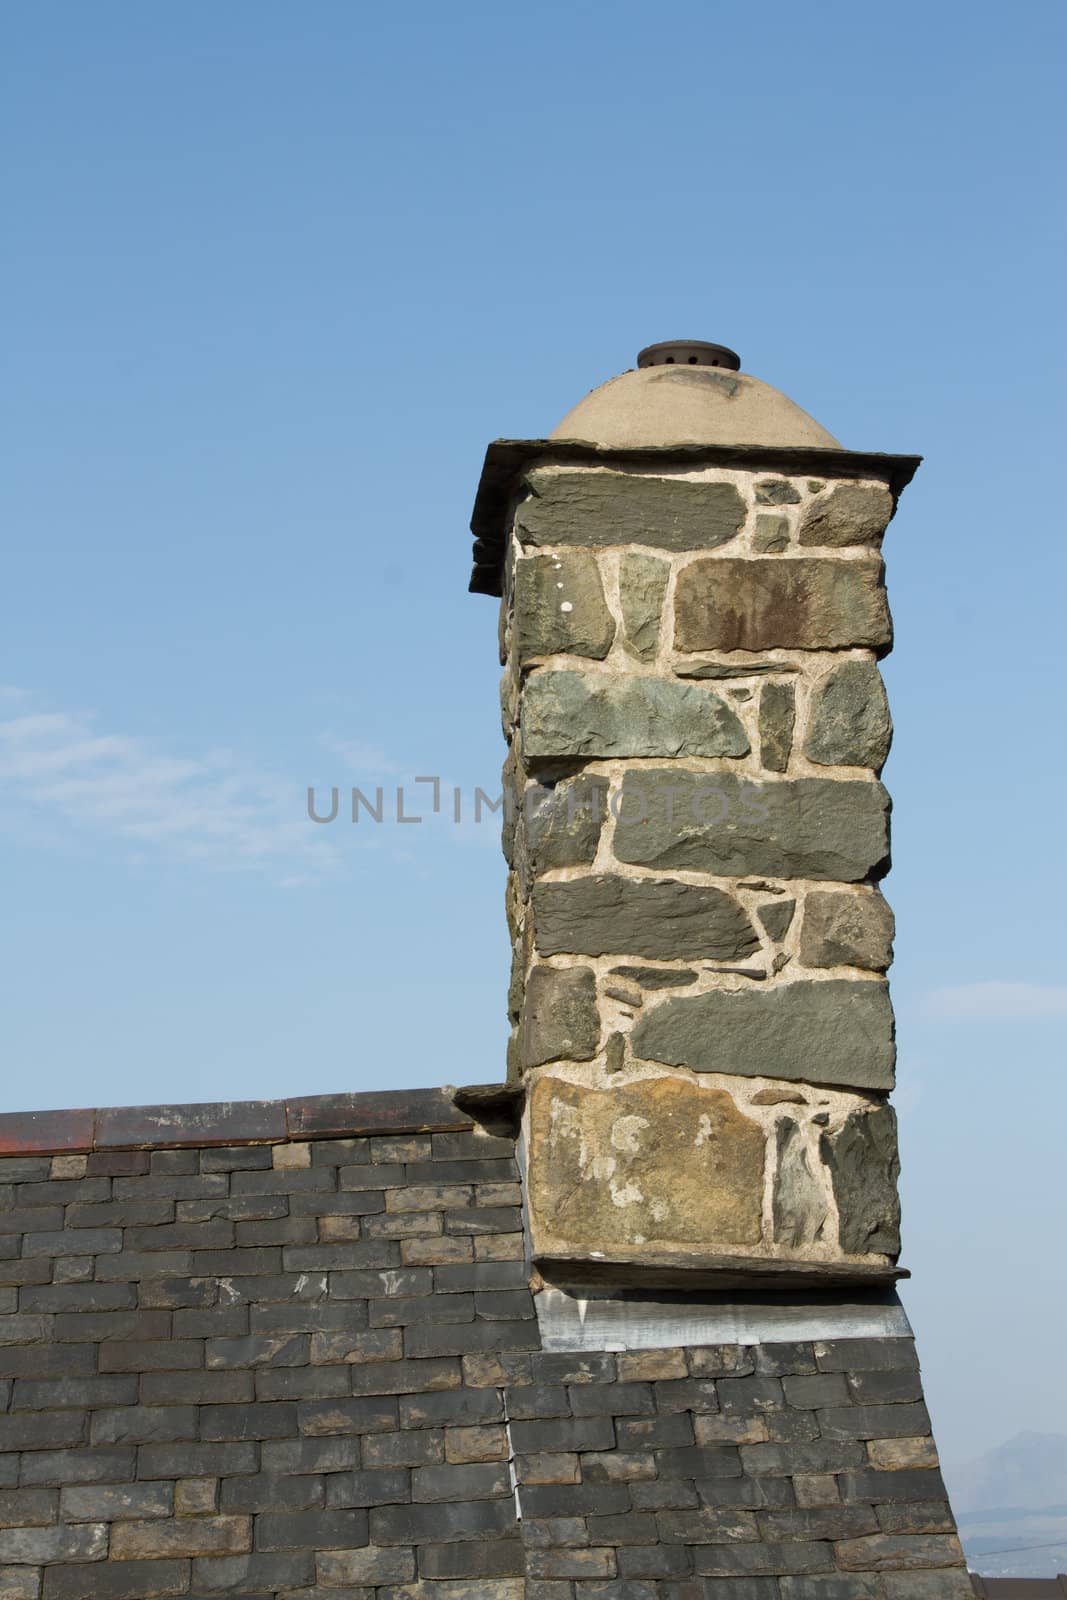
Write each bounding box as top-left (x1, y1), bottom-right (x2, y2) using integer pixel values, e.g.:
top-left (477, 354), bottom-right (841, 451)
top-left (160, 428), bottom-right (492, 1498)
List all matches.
top-left (944, 1431), bottom-right (1067, 1578)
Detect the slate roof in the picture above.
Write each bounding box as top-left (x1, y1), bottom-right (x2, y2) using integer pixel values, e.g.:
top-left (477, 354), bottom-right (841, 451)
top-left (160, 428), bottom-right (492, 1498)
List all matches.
top-left (0, 1086), bottom-right (970, 1598)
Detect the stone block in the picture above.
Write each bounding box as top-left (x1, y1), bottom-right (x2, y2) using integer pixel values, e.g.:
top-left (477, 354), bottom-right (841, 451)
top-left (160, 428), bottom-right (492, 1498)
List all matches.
top-left (834, 1532), bottom-right (964, 1570)
top-left (755, 477), bottom-right (802, 505)
top-left (444, 1425), bottom-right (508, 1463)
top-left (175, 1479), bottom-right (219, 1515)
top-left (848, 1367), bottom-right (923, 1404)
top-left (818, 1401), bottom-right (931, 1440)
top-left (800, 891), bottom-right (894, 972)
top-left (0, 1526), bottom-right (106, 1564)
top-left (693, 1541), bottom-right (833, 1575)
top-left (317, 1546), bottom-right (417, 1585)
top-left (41, 1560), bottom-right (189, 1600)
top-left (252, 1508), bottom-right (369, 1551)
top-left (521, 965), bottom-right (600, 1067)
top-left (411, 1462), bottom-right (510, 1502)
top-left (877, 1500), bottom-right (957, 1534)
top-left (619, 551), bottom-right (670, 659)
top-left (527, 1076), bottom-right (765, 1257)
top-left (0, 1570), bottom-right (39, 1600)
top-left (820, 1104), bottom-right (901, 1254)
top-left (532, 875), bottom-right (758, 960)
top-left (631, 980), bottom-right (896, 1091)
top-left (418, 1539), bottom-right (525, 1578)
top-left (516, 775), bottom-right (603, 884)
top-left (191, 1550), bottom-right (313, 1591)
top-left (881, 1575), bottom-right (974, 1599)
top-left (753, 512), bottom-right (791, 552)
top-left (368, 1498), bottom-right (518, 1545)
top-left (805, 660), bottom-right (892, 769)
top-left (612, 770), bottom-right (890, 882)
top-left (110, 1516), bottom-right (251, 1560)
top-left (779, 1578), bottom-right (884, 1600)
top-left (772, 1119), bottom-right (830, 1248)
top-left (868, 1436), bottom-right (939, 1471)
top-left (759, 681), bottom-right (795, 771)
top-left (675, 556), bottom-right (891, 653)
top-left (814, 1337), bottom-right (917, 1373)
top-left (60, 1483), bottom-right (173, 1521)
top-left (521, 669), bottom-right (749, 760)
top-left (516, 469), bottom-right (746, 554)
top-left (513, 551), bottom-right (615, 663)
top-left (841, 1468), bottom-right (947, 1504)
top-left (798, 482), bottom-right (895, 547)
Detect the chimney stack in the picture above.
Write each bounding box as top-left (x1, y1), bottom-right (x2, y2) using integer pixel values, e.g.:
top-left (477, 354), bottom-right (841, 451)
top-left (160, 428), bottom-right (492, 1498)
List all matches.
top-left (471, 342), bottom-right (921, 1287)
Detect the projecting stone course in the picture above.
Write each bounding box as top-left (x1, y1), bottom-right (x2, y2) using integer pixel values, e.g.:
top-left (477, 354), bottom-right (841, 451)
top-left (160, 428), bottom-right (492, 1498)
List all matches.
top-left (521, 670), bottom-right (749, 761)
top-left (631, 980), bottom-right (896, 1091)
top-left (516, 468), bottom-right (747, 553)
top-left (612, 771), bottom-right (890, 882)
top-left (674, 557), bottom-right (891, 653)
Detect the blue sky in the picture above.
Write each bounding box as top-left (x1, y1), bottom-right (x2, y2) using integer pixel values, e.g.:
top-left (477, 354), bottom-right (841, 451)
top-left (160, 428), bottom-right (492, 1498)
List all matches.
top-left (2, 2), bottom-right (1064, 1467)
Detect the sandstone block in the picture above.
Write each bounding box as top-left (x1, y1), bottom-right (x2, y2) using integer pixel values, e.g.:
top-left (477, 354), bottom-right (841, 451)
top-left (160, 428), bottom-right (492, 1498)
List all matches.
top-left (110, 1516), bottom-right (251, 1560)
top-left (317, 1546), bottom-right (416, 1585)
top-left (798, 482), bottom-right (895, 547)
top-left (522, 965), bottom-right (600, 1067)
top-left (517, 469), bottom-right (745, 554)
top-left (527, 1076), bottom-right (765, 1256)
top-left (532, 876), bottom-right (758, 961)
top-left (521, 669), bottom-right (749, 761)
top-left (619, 551), bottom-right (670, 659)
top-left (820, 1105), bottom-right (901, 1255)
top-left (513, 551), bottom-right (615, 663)
top-left (674, 557), bottom-right (891, 653)
top-left (805, 660), bottom-right (892, 770)
top-left (631, 980), bottom-right (896, 1091)
top-left (612, 770), bottom-right (890, 882)
top-left (800, 891), bottom-right (895, 972)
top-left (868, 1436), bottom-right (940, 1471)
top-left (834, 1532), bottom-right (965, 1571)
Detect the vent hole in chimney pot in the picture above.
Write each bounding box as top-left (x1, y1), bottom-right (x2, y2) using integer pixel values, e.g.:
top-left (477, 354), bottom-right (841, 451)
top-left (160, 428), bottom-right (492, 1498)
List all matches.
top-left (637, 340), bottom-right (742, 371)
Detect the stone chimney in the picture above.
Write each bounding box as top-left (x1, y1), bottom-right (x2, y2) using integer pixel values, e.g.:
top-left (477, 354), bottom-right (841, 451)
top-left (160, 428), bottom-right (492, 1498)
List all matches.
top-left (470, 339), bottom-right (921, 1288)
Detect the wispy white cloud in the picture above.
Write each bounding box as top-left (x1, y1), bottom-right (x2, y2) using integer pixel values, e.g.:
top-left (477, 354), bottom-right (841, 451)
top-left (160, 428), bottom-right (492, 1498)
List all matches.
top-left (925, 982), bottom-right (1067, 1022)
top-left (0, 699), bottom-right (339, 883)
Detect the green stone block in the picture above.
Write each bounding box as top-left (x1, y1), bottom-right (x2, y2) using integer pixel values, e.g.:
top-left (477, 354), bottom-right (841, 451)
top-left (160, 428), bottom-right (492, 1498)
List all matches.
top-left (516, 469), bottom-right (745, 554)
top-left (631, 979), bottom-right (896, 1091)
top-left (521, 670), bottom-right (749, 762)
